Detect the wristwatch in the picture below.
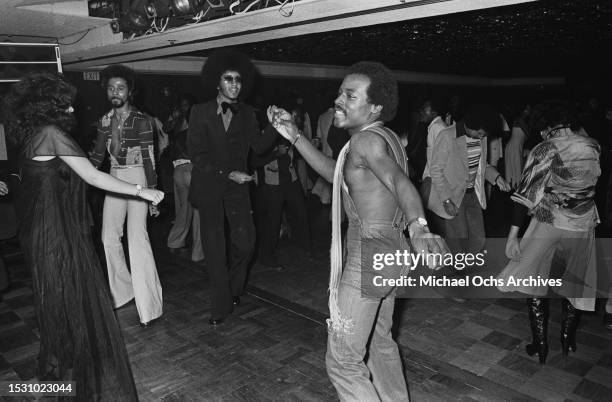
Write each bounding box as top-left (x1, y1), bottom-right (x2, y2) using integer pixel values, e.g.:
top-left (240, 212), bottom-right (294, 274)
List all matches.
top-left (135, 184), bottom-right (143, 197)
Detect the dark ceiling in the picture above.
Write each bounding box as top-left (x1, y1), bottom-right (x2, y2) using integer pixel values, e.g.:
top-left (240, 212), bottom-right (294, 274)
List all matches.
top-left (191, 0), bottom-right (612, 78)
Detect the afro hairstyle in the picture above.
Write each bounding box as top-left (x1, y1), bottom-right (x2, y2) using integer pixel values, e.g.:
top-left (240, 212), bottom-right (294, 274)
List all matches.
top-left (200, 49), bottom-right (256, 100)
top-left (346, 61), bottom-right (398, 122)
top-left (100, 64), bottom-right (136, 92)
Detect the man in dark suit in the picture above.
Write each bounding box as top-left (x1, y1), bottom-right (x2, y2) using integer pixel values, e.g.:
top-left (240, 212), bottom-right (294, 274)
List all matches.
top-left (187, 50), bottom-right (277, 325)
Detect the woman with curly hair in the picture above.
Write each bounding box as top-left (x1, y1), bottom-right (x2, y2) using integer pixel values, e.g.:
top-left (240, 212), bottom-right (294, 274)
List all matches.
top-left (3, 72), bottom-right (164, 400)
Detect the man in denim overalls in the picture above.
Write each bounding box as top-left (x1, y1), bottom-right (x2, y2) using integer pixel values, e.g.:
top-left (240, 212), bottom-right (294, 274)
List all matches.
top-left (269, 62), bottom-right (448, 401)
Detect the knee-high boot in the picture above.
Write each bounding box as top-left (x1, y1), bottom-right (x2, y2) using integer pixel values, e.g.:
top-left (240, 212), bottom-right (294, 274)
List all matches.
top-left (526, 297), bottom-right (549, 364)
top-left (560, 298), bottom-right (581, 356)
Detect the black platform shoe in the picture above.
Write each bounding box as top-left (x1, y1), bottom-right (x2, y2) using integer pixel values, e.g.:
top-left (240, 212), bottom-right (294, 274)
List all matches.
top-left (560, 299), bottom-right (580, 356)
top-left (208, 317), bottom-right (225, 326)
top-left (525, 297), bottom-right (549, 364)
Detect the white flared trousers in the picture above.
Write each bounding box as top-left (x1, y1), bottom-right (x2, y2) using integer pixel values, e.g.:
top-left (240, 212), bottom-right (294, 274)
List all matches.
top-left (102, 166), bottom-right (163, 323)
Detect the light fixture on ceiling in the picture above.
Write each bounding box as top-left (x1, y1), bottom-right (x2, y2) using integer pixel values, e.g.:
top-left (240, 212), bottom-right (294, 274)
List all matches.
top-left (146, 0), bottom-right (171, 18)
top-left (170, 0), bottom-right (205, 15)
top-left (112, 0), bottom-right (156, 35)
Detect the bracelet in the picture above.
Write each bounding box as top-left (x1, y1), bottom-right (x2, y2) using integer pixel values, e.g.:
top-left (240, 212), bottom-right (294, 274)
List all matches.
top-left (135, 184), bottom-right (143, 197)
top-left (292, 133), bottom-right (301, 147)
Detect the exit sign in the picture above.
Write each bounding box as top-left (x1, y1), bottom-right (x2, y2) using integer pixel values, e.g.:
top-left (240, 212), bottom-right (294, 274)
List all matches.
top-left (83, 71), bottom-right (100, 81)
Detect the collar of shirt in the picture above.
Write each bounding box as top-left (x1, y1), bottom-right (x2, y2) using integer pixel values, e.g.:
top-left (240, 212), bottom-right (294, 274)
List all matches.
top-left (427, 115), bottom-right (444, 131)
top-left (216, 96), bottom-right (237, 116)
top-left (112, 108), bottom-right (132, 124)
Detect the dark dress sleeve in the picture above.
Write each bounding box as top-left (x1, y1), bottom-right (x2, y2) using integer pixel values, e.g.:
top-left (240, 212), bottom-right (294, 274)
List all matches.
top-left (28, 126), bottom-right (85, 159)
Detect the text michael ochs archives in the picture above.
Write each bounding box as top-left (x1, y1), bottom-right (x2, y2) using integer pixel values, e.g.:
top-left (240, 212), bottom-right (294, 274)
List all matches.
top-left (370, 250), bottom-right (563, 288)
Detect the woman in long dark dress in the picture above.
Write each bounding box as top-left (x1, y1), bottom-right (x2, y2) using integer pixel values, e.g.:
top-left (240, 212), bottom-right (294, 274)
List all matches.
top-left (3, 73), bottom-right (164, 400)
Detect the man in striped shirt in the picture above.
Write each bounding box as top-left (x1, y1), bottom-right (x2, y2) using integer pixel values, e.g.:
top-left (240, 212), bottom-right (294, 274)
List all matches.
top-left (428, 104), bottom-right (511, 259)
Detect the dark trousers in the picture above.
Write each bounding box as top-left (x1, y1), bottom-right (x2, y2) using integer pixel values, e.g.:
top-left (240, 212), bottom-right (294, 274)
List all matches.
top-left (0, 257), bottom-right (8, 292)
top-left (433, 190), bottom-right (485, 255)
top-left (197, 186), bottom-right (255, 319)
top-left (430, 190), bottom-right (485, 278)
top-left (259, 181), bottom-right (311, 264)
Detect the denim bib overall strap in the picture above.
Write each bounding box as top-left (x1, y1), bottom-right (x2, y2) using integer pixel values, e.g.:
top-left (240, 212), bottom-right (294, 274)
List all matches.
top-left (328, 122), bottom-right (409, 332)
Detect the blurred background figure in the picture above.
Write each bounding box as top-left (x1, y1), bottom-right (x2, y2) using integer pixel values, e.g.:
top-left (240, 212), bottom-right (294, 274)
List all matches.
top-left (504, 102), bottom-right (532, 189)
top-left (166, 94), bottom-right (204, 262)
top-left (288, 95), bottom-right (313, 195)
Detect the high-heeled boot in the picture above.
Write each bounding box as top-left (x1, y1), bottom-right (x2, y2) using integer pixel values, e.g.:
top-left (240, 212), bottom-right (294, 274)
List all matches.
top-left (560, 298), bottom-right (581, 356)
top-left (525, 297), bottom-right (549, 364)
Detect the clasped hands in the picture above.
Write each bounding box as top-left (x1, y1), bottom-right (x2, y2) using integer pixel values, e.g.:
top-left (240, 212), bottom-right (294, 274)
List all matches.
top-left (136, 188), bottom-right (164, 216)
top-left (228, 171), bottom-right (255, 185)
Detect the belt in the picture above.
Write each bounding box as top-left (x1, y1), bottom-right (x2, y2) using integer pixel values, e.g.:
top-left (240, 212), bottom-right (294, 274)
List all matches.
top-left (111, 164), bottom-right (144, 169)
top-left (173, 159), bottom-right (191, 168)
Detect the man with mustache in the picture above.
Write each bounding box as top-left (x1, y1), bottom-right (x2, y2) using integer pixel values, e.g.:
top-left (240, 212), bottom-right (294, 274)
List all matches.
top-left (270, 62), bottom-right (448, 401)
top-left (90, 64), bottom-right (163, 327)
top-left (187, 50), bottom-right (277, 326)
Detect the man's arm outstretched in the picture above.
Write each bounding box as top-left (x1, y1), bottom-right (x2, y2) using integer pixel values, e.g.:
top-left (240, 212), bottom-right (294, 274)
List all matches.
top-left (268, 106), bottom-right (336, 183)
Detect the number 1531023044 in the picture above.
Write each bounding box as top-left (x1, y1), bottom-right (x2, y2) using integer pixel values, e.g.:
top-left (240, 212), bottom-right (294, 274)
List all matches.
top-left (0, 381), bottom-right (75, 396)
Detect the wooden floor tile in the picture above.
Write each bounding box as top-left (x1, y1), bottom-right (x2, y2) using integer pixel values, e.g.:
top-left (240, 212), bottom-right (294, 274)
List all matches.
top-left (572, 378), bottom-right (612, 402)
top-left (2, 206), bottom-right (612, 401)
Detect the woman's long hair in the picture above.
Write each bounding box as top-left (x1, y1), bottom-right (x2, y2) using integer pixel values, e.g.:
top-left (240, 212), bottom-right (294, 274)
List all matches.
top-left (2, 72), bottom-right (76, 152)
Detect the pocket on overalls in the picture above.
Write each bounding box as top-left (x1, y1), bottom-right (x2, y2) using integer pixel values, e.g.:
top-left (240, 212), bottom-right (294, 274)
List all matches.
top-left (360, 228), bottom-right (409, 298)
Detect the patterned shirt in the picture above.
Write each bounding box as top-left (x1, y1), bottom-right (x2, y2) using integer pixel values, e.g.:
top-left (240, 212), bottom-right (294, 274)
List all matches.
top-left (466, 136), bottom-right (481, 188)
top-left (90, 108), bottom-right (157, 188)
top-left (511, 127), bottom-right (600, 231)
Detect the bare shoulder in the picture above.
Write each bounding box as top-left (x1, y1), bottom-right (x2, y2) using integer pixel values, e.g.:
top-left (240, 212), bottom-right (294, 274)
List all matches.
top-left (351, 130), bottom-right (388, 157)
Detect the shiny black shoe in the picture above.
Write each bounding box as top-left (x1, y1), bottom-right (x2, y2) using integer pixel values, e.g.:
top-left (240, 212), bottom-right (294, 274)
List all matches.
top-left (233, 296), bottom-right (241, 306)
top-left (526, 297), bottom-right (549, 364)
top-left (208, 317), bottom-right (225, 326)
top-left (560, 299), bottom-right (580, 356)
top-left (525, 341), bottom-right (549, 364)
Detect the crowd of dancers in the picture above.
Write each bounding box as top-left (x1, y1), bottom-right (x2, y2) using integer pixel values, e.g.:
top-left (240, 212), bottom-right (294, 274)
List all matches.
top-left (0, 49), bottom-right (611, 400)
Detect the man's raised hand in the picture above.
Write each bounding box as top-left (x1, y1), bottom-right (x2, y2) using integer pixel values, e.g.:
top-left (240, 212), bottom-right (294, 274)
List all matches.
top-left (267, 105), bottom-right (298, 142)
